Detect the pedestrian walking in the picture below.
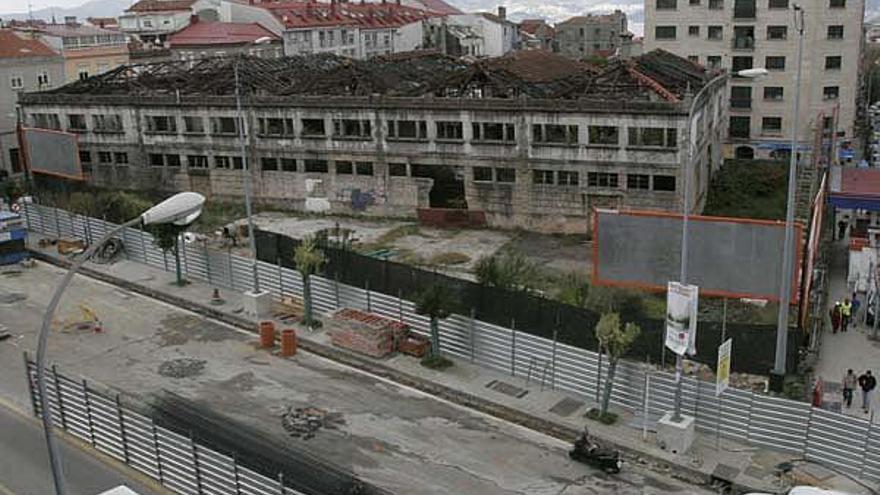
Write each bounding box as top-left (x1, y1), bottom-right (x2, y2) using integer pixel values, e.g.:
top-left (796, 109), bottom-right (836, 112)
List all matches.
top-left (841, 298), bottom-right (853, 332)
top-left (843, 369), bottom-right (857, 408)
top-left (858, 370), bottom-right (876, 413)
top-left (838, 219), bottom-right (847, 240)
top-left (830, 302), bottom-right (842, 334)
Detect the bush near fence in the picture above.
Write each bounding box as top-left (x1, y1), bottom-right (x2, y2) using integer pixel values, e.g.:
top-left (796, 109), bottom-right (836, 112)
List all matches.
top-left (255, 230), bottom-right (799, 375)
top-left (24, 203), bottom-right (880, 484)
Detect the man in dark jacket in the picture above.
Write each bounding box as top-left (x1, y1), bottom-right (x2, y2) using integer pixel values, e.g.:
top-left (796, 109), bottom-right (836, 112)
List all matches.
top-left (859, 370), bottom-right (876, 413)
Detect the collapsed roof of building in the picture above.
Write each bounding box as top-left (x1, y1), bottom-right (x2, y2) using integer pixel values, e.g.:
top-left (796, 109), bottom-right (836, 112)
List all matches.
top-left (35, 48), bottom-right (711, 104)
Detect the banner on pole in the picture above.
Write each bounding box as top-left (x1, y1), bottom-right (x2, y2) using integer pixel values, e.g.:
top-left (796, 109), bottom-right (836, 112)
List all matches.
top-left (716, 338), bottom-right (732, 396)
top-left (665, 281), bottom-right (698, 356)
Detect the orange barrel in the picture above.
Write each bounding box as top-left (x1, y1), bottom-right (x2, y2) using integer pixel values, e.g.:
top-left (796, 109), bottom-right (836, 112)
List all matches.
top-left (259, 321), bottom-right (276, 348)
top-left (280, 329), bottom-right (298, 357)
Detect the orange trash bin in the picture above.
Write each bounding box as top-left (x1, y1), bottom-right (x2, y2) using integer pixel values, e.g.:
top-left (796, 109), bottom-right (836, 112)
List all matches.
top-left (281, 329), bottom-right (298, 357)
top-left (259, 321), bottom-right (276, 348)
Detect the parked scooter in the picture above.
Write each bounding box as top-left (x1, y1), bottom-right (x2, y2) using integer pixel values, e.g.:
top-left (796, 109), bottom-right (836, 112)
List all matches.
top-left (569, 428), bottom-right (622, 474)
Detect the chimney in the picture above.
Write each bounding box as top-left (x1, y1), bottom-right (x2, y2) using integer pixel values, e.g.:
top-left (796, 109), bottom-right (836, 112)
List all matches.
top-left (497, 6), bottom-right (506, 20)
top-left (64, 15), bottom-right (77, 25)
top-left (190, 14), bottom-right (199, 24)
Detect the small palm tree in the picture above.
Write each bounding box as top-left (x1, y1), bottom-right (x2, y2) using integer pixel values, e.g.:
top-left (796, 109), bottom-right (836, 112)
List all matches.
top-left (413, 284), bottom-right (458, 361)
top-left (595, 312), bottom-right (641, 418)
top-left (294, 236), bottom-right (325, 328)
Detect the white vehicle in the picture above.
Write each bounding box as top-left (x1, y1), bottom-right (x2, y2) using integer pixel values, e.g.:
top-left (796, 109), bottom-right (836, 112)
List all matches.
top-left (97, 487), bottom-right (141, 495)
top-left (747, 487), bottom-right (854, 495)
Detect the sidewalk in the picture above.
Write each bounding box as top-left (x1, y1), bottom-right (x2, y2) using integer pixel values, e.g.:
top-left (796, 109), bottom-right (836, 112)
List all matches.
top-left (26, 238), bottom-right (873, 495)
top-left (816, 234), bottom-right (880, 422)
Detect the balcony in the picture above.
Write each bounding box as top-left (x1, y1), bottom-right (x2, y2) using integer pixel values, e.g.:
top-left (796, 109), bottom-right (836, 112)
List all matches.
top-left (730, 98), bottom-right (752, 109)
top-left (732, 37), bottom-right (755, 50)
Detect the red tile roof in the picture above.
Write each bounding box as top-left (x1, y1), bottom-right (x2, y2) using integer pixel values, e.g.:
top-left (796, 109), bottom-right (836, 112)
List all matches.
top-left (411, 0), bottom-right (460, 15)
top-left (0, 29), bottom-right (57, 59)
top-left (838, 168), bottom-right (880, 197)
top-left (169, 21), bottom-right (280, 46)
top-left (126, 0), bottom-right (199, 13)
top-left (264, 2), bottom-right (440, 29)
top-left (482, 49), bottom-right (597, 83)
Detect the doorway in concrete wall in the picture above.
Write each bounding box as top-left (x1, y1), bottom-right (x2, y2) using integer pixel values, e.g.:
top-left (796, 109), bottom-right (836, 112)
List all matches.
top-left (735, 145), bottom-right (755, 159)
top-left (411, 164), bottom-right (467, 208)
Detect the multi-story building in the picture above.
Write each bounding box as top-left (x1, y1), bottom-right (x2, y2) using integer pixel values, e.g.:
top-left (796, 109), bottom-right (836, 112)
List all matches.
top-left (120, 0), bottom-right (220, 45)
top-left (556, 11), bottom-right (630, 58)
top-left (168, 19), bottom-right (282, 62)
top-left (425, 7), bottom-right (521, 58)
top-left (519, 19), bottom-right (556, 51)
top-left (11, 18), bottom-right (129, 83)
top-left (644, 0), bottom-right (864, 159)
top-left (19, 50), bottom-right (725, 233)
top-left (0, 29), bottom-right (63, 176)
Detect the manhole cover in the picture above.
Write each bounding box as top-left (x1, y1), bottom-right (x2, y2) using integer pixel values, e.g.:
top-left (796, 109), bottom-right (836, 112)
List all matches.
top-left (485, 380), bottom-right (528, 399)
top-left (549, 397), bottom-right (584, 417)
top-left (0, 293), bottom-right (26, 304)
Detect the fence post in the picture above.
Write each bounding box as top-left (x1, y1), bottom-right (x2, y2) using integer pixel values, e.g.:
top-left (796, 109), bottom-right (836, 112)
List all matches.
top-left (397, 289), bottom-right (403, 324)
top-left (180, 234), bottom-right (189, 279)
top-left (51, 365), bottom-right (67, 430)
top-left (860, 411), bottom-right (874, 478)
top-left (278, 257), bottom-right (284, 298)
top-left (191, 432), bottom-right (203, 492)
top-left (116, 394), bottom-right (130, 464)
top-left (152, 422), bottom-right (164, 484)
top-left (228, 250), bottom-right (235, 289)
top-left (23, 351), bottom-right (38, 416)
top-left (693, 377), bottom-right (700, 417)
top-left (551, 329), bottom-right (558, 390)
top-left (53, 206), bottom-right (61, 238)
top-left (85, 215), bottom-right (93, 245)
top-left (162, 250), bottom-right (168, 272)
top-left (366, 280), bottom-right (371, 312)
top-left (334, 274), bottom-right (340, 309)
top-left (205, 243), bottom-right (213, 285)
top-left (82, 379), bottom-right (97, 446)
top-left (469, 308), bottom-right (477, 363)
top-left (510, 318), bottom-right (516, 377)
top-left (278, 472), bottom-right (285, 495)
top-left (233, 453), bottom-right (242, 495)
top-left (596, 351), bottom-right (603, 403)
top-left (140, 228), bottom-right (149, 265)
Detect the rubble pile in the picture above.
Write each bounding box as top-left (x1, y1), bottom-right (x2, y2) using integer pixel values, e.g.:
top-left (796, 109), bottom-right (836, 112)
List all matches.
top-left (158, 357), bottom-right (207, 378)
top-left (280, 406), bottom-right (344, 440)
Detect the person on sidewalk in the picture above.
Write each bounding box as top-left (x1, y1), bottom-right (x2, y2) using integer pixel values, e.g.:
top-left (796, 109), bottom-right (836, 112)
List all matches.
top-left (841, 299), bottom-right (853, 332)
top-left (843, 369), bottom-right (858, 408)
top-left (858, 370), bottom-right (876, 413)
top-left (830, 302), bottom-right (842, 334)
top-left (838, 219), bottom-right (848, 240)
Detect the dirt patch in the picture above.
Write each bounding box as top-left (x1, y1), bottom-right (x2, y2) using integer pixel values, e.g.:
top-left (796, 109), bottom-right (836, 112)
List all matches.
top-left (157, 314), bottom-right (237, 346)
top-left (281, 406), bottom-right (346, 440)
top-left (158, 357), bottom-right (207, 378)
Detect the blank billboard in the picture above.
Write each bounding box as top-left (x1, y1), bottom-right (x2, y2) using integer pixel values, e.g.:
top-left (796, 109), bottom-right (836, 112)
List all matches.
top-left (21, 128), bottom-right (83, 180)
top-left (592, 209), bottom-right (802, 302)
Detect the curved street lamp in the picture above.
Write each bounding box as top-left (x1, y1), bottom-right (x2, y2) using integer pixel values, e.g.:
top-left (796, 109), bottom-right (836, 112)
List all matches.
top-left (36, 192), bottom-right (206, 495)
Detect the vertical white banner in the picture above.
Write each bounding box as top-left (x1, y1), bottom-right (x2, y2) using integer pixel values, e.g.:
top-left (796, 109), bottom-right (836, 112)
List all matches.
top-left (716, 338), bottom-right (732, 396)
top-left (666, 281), bottom-right (699, 356)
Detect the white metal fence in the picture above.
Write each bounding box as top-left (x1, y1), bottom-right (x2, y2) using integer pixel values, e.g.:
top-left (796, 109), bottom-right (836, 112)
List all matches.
top-left (22, 203), bottom-right (880, 483)
top-left (23, 356), bottom-right (306, 495)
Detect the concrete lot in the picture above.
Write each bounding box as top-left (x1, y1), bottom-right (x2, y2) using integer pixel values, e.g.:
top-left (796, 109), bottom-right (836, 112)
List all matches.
top-left (0, 262), bottom-right (710, 495)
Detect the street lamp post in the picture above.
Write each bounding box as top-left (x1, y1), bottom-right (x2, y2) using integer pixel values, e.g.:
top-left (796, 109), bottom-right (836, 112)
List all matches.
top-left (673, 67), bottom-right (768, 422)
top-left (36, 192), bottom-right (205, 495)
top-left (771, 4), bottom-right (805, 385)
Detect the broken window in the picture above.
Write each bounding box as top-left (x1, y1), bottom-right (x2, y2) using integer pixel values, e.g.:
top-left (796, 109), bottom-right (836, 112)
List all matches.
top-left (473, 166), bottom-right (493, 181)
top-left (765, 56), bottom-right (785, 70)
top-left (98, 151), bottom-right (112, 163)
top-left (79, 150), bottom-right (91, 163)
top-left (389, 163), bottom-right (407, 176)
top-left (305, 159), bottom-right (328, 173)
top-left (626, 174), bottom-right (650, 190)
top-left (214, 156), bottom-right (231, 169)
top-left (436, 121), bottom-right (463, 140)
top-left (67, 114), bottom-right (87, 131)
top-left (333, 119), bottom-right (371, 139)
top-left (729, 116), bottom-right (751, 138)
top-left (495, 168), bottom-right (516, 183)
top-left (182, 116), bottom-right (204, 134)
top-left (302, 118), bottom-right (326, 137)
top-left (588, 126), bottom-right (619, 146)
top-left (146, 115), bottom-right (176, 133)
top-left (259, 117), bottom-right (294, 136)
top-left (165, 154), bottom-right (181, 167)
top-left (189, 155), bottom-right (208, 168)
top-left (261, 157), bottom-right (278, 171)
top-left (472, 122), bottom-right (515, 142)
top-left (93, 114), bottom-right (123, 133)
top-left (823, 86), bottom-right (840, 100)
top-left (356, 162), bottom-right (373, 176)
top-left (533, 170), bottom-right (555, 185)
top-left (532, 124), bottom-right (578, 145)
top-left (628, 127), bottom-right (677, 148)
top-left (388, 120), bottom-right (427, 140)
top-left (653, 175), bottom-right (676, 191)
top-left (211, 117), bottom-right (238, 135)
top-left (114, 152), bottom-right (128, 164)
top-left (31, 113), bottom-right (60, 129)
top-left (149, 153), bottom-right (164, 167)
top-left (707, 26), bottom-right (723, 40)
top-left (336, 161), bottom-right (353, 174)
top-left (587, 172), bottom-right (618, 188)
top-left (281, 158), bottom-right (297, 172)
top-left (827, 25), bottom-right (844, 40)
top-left (558, 171), bottom-right (579, 186)
top-left (825, 56), bottom-right (842, 70)
top-left (764, 87), bottom-right (784, 100)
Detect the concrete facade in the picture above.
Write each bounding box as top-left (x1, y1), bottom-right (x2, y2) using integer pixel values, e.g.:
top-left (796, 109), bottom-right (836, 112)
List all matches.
top-left (644, 0), bottom-right (864, 159)
top-left (425, 9), bottom-right (520, 58)
top-left (18, 90), bottom-right (724, 233)
top-left (556, 11), bottom-right (629, 58)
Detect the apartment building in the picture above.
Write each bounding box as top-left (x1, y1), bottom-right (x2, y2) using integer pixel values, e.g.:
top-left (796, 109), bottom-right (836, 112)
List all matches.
top-left (556, 11), bottom-right (630, 58)
top-left (424, 7), bottom-right (521, 58)
top-left (168, 19), bottom-right (282, 62)
top-left (644, 0), bottom-right (864, 159)
top-left (19, 50), bottom-right (724, 233)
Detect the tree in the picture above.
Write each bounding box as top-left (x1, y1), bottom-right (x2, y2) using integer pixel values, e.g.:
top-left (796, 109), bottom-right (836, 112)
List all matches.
top-left (151, 223), bottom-right (186, 286)
top-left (474, 251), bottom-right (538, 292)
top-left (595, 312), bottom-right (641, 418)
top-left (413, 284), bottom-right (458, 363)
top-left (294, 236), bottom-right (325, 328)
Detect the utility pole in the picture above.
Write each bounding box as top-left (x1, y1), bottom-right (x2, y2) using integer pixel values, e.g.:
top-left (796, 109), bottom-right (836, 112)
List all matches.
top-left (234, 58), bottom-right (260, 292)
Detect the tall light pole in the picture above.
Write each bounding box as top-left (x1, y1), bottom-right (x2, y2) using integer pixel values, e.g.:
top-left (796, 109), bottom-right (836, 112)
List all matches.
top-left (771, 4), bottom-right (805, 386)
top-left (234, 37), bottom-right (273, 293)
top-left (673, 67), bottom-right (768, 421)
top-left (36, 192), bottom-right (205, 495)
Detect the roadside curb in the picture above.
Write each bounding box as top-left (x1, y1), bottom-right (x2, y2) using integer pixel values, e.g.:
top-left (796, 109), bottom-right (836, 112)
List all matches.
top-left (31, 251), bottom-right (766, 493)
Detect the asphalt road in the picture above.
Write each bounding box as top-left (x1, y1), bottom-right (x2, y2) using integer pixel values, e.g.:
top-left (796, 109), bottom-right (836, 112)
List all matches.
top-left (0, 401), bottom-right (165, 495)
